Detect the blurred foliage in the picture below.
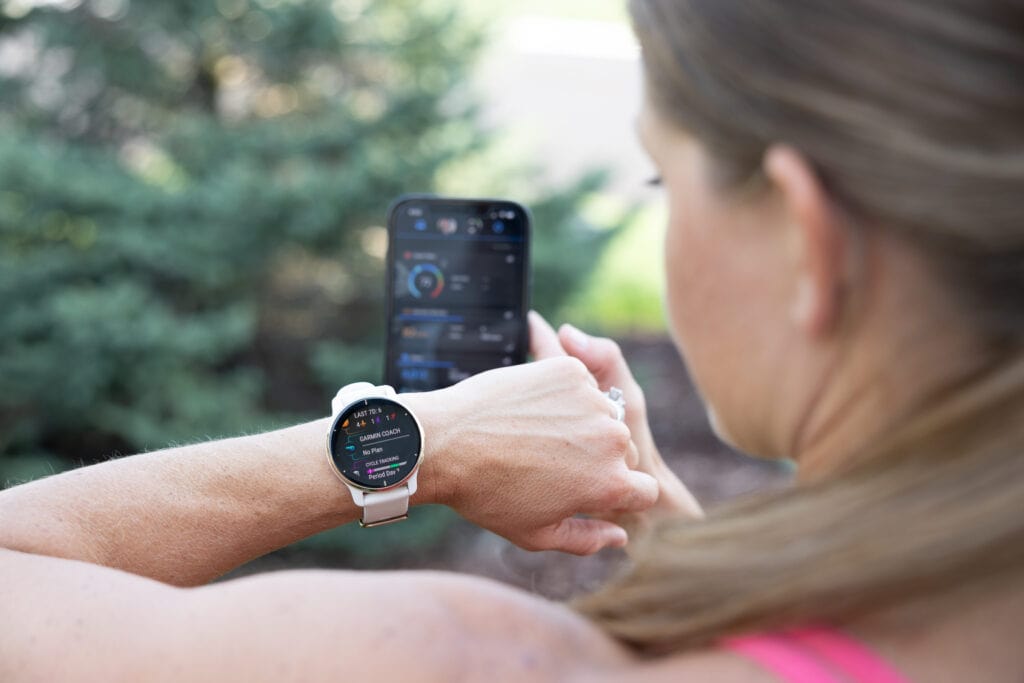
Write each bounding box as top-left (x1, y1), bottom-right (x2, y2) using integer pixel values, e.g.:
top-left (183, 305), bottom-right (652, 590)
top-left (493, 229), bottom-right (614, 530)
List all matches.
top-left (0, 0), bottom-right (620, 557)
top-left (297, 504), bottom-right (460, 563)
top-left (563, 203), bottom-right (668, 335)
top-left (463, 0), bottom-right (628, 24)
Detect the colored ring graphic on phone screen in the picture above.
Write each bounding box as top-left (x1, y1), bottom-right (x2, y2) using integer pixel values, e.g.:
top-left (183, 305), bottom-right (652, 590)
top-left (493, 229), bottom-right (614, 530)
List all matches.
top-left (408, 263), bottom-right (445, 299)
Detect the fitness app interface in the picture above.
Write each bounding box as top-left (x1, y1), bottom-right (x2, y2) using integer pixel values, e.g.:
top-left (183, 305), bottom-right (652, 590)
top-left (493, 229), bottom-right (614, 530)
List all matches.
top-left (330, 397), bottom-right (421, 489)
top-left (386, 199), bottom-right (529, 392)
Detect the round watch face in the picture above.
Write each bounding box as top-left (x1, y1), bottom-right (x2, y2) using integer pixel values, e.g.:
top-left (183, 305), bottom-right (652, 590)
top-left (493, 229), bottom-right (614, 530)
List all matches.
top-left (329, 397), bottom-right (422, 490)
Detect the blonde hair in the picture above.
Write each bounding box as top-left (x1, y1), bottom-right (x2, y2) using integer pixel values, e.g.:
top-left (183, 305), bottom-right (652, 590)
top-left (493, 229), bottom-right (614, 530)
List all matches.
top-left (575, 0), bottom-right (1024, 652)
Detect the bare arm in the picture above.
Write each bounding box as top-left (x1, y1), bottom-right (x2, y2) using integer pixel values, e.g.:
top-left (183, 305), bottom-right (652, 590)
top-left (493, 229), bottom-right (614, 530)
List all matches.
top-left (0, 355), bottom-right (658, 586)
top-left (0, 547), bottom-right (632, 683)
top-left (0, 416), bottom-right (373, 585)
top-left (0, 546), bottom-right (773, 683)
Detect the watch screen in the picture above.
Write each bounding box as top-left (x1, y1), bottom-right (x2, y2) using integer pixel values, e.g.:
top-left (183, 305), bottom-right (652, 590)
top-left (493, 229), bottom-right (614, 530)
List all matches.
top-left (329, 397), bottom-right (422, 490)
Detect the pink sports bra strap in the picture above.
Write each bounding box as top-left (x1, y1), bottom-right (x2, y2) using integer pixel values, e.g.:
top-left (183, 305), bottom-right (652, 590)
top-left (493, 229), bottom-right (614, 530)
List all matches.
top-left (724, 633), bottom-right (847, 683)
top-left (787, 627), bottom-right (912, 683)
top-left (722, 626), bottom-right (912, 683)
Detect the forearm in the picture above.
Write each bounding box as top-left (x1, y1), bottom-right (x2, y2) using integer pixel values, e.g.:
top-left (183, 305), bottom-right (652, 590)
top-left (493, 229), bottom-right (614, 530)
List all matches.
top-left (0, 419), bottom-right (347, 585)
top-left (1, 546), bottom-right (625, 683)
top-left (0, 357), bottom-right (659, 582)
top-left (0, 396), bottom-right (451, 586)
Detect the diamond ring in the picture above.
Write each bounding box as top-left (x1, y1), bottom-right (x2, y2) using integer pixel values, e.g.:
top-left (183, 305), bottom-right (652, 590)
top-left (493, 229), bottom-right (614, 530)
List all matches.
top-left (605, 386), bottom-right (626, 422)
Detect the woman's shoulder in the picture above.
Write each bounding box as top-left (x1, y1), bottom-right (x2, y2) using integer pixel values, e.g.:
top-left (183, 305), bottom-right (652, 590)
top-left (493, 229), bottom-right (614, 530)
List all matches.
top-left (414, 571), bottom-right (635, 680)
top-left (392, 571), bottom-right (1023, 683)
top-left (396, 571), bottom-right (776, 683)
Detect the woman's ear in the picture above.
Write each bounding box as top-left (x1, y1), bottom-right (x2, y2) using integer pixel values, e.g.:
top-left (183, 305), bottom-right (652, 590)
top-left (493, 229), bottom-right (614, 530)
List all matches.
top-left (763, 144), bottom-right (847, 338)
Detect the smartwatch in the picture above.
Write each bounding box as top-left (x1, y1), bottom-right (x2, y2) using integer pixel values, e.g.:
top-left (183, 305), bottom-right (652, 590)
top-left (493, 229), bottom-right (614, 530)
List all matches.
top-left (326, 382), bottom-right (424, 527)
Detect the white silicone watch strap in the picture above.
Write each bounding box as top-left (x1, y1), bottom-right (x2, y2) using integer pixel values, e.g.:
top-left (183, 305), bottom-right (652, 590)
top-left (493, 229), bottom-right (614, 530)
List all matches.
top-left (331, 383), bottom-right (414, 527)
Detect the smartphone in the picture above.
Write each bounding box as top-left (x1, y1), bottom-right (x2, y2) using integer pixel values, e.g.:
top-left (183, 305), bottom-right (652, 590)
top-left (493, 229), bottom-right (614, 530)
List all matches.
top-left (384, 196), bottom-right (531, 393)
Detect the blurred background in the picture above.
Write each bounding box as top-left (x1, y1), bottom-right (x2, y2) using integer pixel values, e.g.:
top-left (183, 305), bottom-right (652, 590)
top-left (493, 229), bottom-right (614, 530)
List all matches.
top-left (0, 0), bottom-right (788, 596)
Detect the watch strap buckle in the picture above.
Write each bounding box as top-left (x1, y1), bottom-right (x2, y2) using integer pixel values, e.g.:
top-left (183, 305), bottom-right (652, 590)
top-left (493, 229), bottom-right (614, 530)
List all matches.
top-left (359, 513), bottom-right (409, 528)
top-left (358, 483), bottom-right (411, 527)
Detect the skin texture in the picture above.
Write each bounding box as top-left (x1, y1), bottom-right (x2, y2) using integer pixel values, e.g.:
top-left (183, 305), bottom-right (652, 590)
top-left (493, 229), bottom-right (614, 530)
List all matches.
top-left (3, 92), bottom-right (1022, 681)
top-left (532, 310), bottom-right (703, 542)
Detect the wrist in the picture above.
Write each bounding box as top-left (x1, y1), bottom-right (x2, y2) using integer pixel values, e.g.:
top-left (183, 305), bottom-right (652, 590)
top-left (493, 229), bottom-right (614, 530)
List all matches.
top-left (399, 388), bottom-right (462, 509)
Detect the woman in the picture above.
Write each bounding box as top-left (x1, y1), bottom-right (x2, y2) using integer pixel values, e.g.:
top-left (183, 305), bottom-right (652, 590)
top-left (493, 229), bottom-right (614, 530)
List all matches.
top-left (3, 0), bottom-right (1023, 681)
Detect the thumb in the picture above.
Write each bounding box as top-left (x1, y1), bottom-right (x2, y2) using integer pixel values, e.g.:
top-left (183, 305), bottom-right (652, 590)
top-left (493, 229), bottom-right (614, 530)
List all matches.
top-left (529, 310), bottom-right (567, 360)
top-left (558, 324), bottom-right (634, 390)
top-left (531, 517), bottom-right (628, 556)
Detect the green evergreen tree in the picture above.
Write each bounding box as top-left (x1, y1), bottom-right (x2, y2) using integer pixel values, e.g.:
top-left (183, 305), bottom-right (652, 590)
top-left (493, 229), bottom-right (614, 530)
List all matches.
top-left (0, 0), bottom-right (619, 494)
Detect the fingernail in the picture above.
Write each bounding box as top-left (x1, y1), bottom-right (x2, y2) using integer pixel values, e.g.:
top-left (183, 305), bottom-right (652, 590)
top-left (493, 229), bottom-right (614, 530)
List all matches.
top-left (564, 324), bottom-right (590, 350)
top-left (610, 527), bottom-right (629, 547)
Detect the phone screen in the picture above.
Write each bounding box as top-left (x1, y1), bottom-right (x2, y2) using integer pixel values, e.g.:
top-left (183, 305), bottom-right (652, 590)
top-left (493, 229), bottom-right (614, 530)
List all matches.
top-left (385, 197), bottom-right (530, 393)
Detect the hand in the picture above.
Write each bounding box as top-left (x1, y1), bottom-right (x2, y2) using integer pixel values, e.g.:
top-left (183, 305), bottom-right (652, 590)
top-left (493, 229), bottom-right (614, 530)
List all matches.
top-left (529, 311), bottom-right (704, 534)
top-left (409, 355), bottom-right (659, 556)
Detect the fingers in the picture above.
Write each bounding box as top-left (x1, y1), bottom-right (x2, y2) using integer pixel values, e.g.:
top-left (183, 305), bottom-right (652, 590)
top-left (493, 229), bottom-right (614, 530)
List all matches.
top-left (559, 324), bottom-right (635, 392)
top-left (543, 354), bottom-right (598, 389)
top-left (607, 414), bottom-right (640, 468)
top-left (531, 517), bottom-right (628, 555)
top-left (529, 310), bottom-right (567, 360)
top-left (579, 469), bottom-right (659, 516)
top-left (619, 469), bottom-right (660, 512)
top-left (625, 438), bottom-right (640, 470)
